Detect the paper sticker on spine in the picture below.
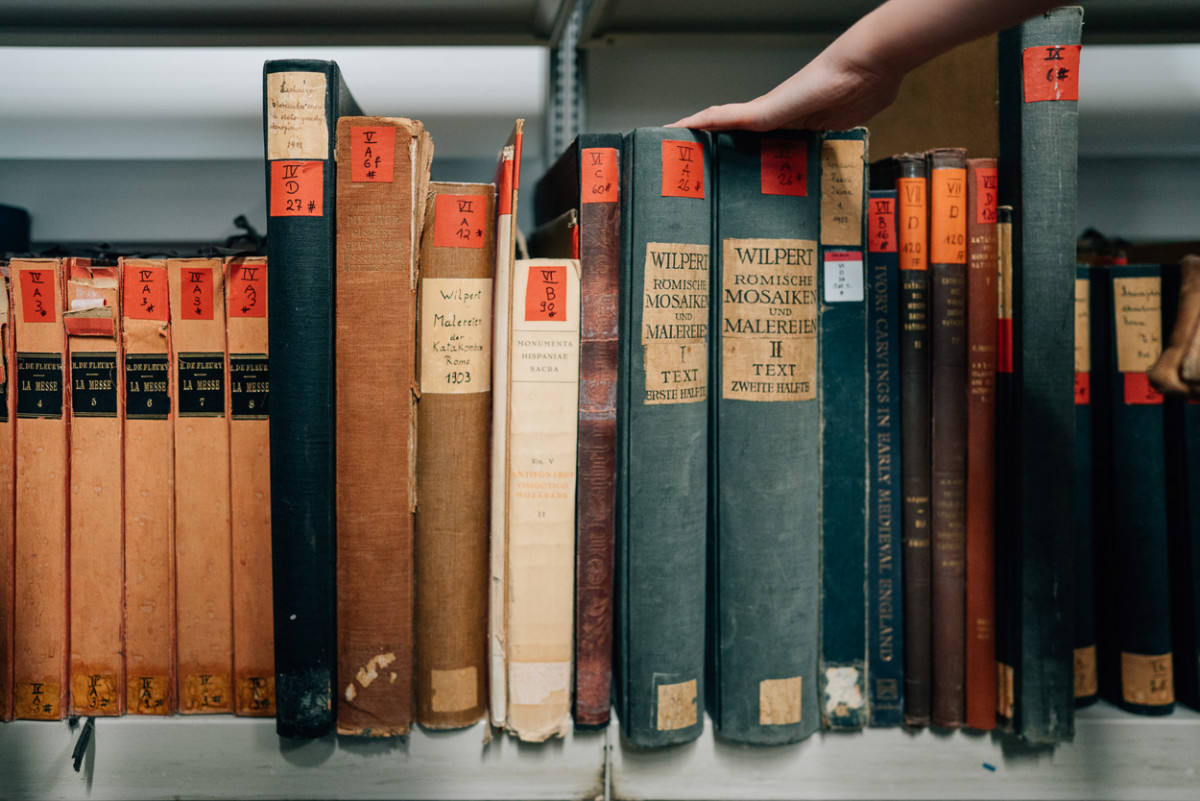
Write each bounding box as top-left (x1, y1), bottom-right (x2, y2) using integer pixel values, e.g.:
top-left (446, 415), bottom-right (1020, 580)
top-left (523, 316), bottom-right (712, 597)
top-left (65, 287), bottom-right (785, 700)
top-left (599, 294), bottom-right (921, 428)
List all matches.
top-left (642, 243), bottom-right (708, 405)
top-left (350, 126), bottom-right (395, 182)
top-left (582, 147), bottom-right (619, 203)
top-left (16, 352), bottom-right (63, 419)
top-left (433, 194), bottom-right (488, 249)
top-left (125, 353), bottom-right (169, 420)
top-left (270, 161), bottom-right (324, 217)
top-left (868, 197), bottom-right (897, 254)
top-left (420, 278), bottom-right (492, 394)
top-left (823, 251), bottom-right (865, 303)
top-left (230, 354), bottom-right (270, 419)
top-left (760, 138), bottom-right (807, 197)
top-left (71, 353), bottom-right (118, 418)
top-left (19, 269), bottom-right (56, 323)
top-left (525, 264), bottom-right (569, 323)
top-left (177, 352), bottom-right (225, 417)
top-left (229, 261), bottom-right (267, 318)
top-left (1023, 45), bottom-right (1081, 103)
top-left (821, 138), bottom-right (865, 246)
top-left (124, 265), bottom-right (169, 321)
top-left (661, 140), bottom-right (705, 199)
top-left (265, 71), bottom-right (328, 160)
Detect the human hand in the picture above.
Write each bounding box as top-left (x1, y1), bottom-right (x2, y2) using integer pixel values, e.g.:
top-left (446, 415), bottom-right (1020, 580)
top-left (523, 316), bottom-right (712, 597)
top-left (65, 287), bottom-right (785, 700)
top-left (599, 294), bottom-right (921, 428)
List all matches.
top-left (1149, 254), bottom-right (1200, 399)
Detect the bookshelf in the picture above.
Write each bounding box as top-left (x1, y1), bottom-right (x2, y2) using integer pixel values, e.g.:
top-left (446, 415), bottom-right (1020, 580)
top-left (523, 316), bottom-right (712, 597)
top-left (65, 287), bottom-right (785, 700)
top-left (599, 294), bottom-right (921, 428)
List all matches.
top-left (3, 2), bottom-right (1200, 800)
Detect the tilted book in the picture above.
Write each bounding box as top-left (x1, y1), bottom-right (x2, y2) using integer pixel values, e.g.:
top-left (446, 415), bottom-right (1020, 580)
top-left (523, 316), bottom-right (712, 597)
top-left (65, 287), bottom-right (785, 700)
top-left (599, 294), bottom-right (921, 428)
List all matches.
top-left (0, 271), bottom-right (13, 722)
top-left (414, 181), bottom-right (494, 730)
top-left (169, 257), bottom-right (233, 714)
top-left (710, 130), bottom-right (821, 744)
top-left (616, 127), bottom-right (711, 747)
top-left (66, 262), bottom-right (124, 717)
top-left (121, 258), bottom-right (175, 715)
top-left (263, 58), bottom-right (362, 739)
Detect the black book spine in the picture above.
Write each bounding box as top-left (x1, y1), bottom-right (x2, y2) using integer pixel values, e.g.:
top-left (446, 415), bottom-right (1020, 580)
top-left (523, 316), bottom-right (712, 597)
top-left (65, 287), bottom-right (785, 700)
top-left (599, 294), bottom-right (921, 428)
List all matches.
top-left (1073, 265), bottom-right (1098, 706)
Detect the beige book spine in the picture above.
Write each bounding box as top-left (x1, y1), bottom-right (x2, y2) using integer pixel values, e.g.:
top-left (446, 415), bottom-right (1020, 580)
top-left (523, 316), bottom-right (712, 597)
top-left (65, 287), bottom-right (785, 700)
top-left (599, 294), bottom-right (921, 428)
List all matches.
top-left (0, 272), bottom-right (14, 721)
top-left (168, 257), bottom-right (233, 714)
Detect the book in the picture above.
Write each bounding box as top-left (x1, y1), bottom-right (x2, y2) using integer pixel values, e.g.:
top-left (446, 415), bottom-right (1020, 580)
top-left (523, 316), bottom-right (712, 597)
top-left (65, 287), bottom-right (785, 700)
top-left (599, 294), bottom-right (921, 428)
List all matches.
top-left (964, 157), bottom-right (999, 729)
top-left (710, 130), bottom-right (821, 744)
top-left (12, 257), bottom-right (68, 720)
top-left (1073, 264), bottom-right (1099, 707)
top-left (997, 6), bottom-right (1082, 743)
top-left (994, 205), bottom-right (1017, 727)
top-left (65, 262), bottom-right (124, 717)
top-left (498, 258), bottom-right (581, 741)
top-left (616, 127), bottom-right (711, 747)
top-left (0, 270), bottom-right (12, 722)
top-left (818, 127), bottom-right (869, 730)
top-left (928, 146), bottom-right (968, 730)
top-left (333, 115), bottom-right (432, 737)
top-left (413, 181), bottom-right (495, 730)
top-left (534, 134), bottom-right (622, 729)
top-left (226, 254), bottom-right (275, 717)
top-left (169, 257), bottom-right (233, 715)
top-left (866, 187), bottom-right (905, 728)
top-left (489, 119), bottom-right (524, 730)
top-left (121, 258), bottom-right (175, 715)
top-left (263, 59), bottom-right (362, 739)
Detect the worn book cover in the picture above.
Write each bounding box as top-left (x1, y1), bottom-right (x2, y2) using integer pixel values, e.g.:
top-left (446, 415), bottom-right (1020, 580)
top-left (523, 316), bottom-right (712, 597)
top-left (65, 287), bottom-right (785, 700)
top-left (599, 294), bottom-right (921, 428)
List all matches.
top-left (1073, 264), bottom-right (1098, 708)
top-left (0, 271), bottom-right (12, 722)
top-left (994, 205), bottom-right (1017, 728)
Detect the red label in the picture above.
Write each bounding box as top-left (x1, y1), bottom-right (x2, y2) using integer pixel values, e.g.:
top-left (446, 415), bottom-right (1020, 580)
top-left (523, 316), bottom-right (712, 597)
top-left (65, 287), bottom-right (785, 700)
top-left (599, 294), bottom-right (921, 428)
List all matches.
top-left (524, 264), bottom-right (568, 323)
top-left (896, 177), bottom-right (927, 271)
top-left (975, 167), bottom-right (999, 224)
top-left (997, 318), bottom-right (1014, 374)
top-left (570, 223), bottom-right (581, 260)
top-left (661, 140), bottom-right (705, 199)
top-left (434, 194), bottom-right (488, 249)
top-left (1075, 372), bottom-right (1090, 405)
top-left (19, 269), bottom-right (57, 323)
top-left (930, 168), bottom-right (967, 265)
top-left (497, 157), bottom-right (514, 216)
top-left (868, 197), bottom-right (897, 254)
top-left (1023, 44), bottom-right (1082, 102)
top-left (582, 147), bottom-right (619, 204)
top-left (1123, 371), bottom-right (1163, 405)
top-left (269, 160), bottom-right (324, 217)
top-left (349, 126), bottom-right (395, 183)
top-left (182, 266), bottom-right (215, 320)
top-left (228, 261), bottom-right (267, 318)
top-left (760, 138), bottom-right (807, 197)
top-left (123, 264), bottom-right (169, 321)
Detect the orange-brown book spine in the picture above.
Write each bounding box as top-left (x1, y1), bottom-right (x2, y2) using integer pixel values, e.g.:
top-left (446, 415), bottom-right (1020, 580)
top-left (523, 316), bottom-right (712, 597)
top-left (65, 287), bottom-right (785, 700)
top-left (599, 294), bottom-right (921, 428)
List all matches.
top-left (414, 181), bottom-right (494, 730)
top-left (169, 257), bottom-right (233, 714)
top-left (0, 270), bottom-right (14, 721)
top-left (226, 255), bottom-right (275, 717)
top-left (12, 257), bottom-right (69, 720)
top-left (66, 263), bottom-right (124, 716)
top-left (121, 258), bottom-right (175, 714)
top-left (334, 116), bottom-right (432, 736)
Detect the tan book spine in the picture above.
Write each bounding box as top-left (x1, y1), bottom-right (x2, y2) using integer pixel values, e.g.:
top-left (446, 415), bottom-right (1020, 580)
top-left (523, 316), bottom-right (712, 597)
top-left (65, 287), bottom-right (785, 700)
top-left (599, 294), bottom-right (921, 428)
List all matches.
top-left (12, 257), bottom-right (68, 720)
top-left (66, 263), bottom-right (124, 716)
top-left (334, 116), bottom-right (432, 736)
top-left (226, 255), bottom-right (275, 717)
top-left (121, 258), bottom-right (175, 714)
top-left (504, 258), bottom-right (580, 742)
top-left (0, 271), bottom-right (14, 722)
top-left (168, 257), bottom-right (233, 714)
top-left (414, 182), bottom-right (495, 729)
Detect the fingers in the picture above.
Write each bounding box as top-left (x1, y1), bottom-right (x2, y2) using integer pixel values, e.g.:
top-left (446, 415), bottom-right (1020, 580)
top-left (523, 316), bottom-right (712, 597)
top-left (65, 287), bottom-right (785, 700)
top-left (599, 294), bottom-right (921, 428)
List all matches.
top-left (668, 102), bottom-right (766, 132)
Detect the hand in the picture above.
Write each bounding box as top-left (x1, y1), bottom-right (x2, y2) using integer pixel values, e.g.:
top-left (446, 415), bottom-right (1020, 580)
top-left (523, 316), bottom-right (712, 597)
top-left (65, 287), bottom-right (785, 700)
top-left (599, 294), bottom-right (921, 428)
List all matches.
top-left (1149, 254), bottom-right (1200, 399)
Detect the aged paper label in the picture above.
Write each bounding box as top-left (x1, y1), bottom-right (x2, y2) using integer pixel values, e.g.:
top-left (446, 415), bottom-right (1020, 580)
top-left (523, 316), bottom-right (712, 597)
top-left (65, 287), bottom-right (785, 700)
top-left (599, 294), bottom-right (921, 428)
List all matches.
top-left (997, 663), bottom-right (1014, 719)
top-left (656, 678), bottom-right (698, 731)
top-left (820, 138), bottom-right (865, 246)
top-left (265, 71), bottom-right (328, 160)
top-left (236, 676), bottom-right (276, 715)
top-left (1074, 645), bottom-right (1098, 699)
top-left (643, 243), bottom-right (709, 405)
top-left (181, 672), bottom-right (232, 713)
top-left (1113, 276), bottom-right (1162, 373)
top-left (721, 238), bottom-right (817, 401)
top-left (1075, 278), bottom-right (1091, 373)
top-left (71, 672), bottom-right (119, 714)
top-left (759, 676), bottom-right (803, 725)
top-left (420, 278), bottom-right (492, 394)
top-left (127, 675), bottom-right (170, 714)
top-left (15, 681), bottom-right (60, 719)
top-left (1121, 651), bottom-right (1174, 707)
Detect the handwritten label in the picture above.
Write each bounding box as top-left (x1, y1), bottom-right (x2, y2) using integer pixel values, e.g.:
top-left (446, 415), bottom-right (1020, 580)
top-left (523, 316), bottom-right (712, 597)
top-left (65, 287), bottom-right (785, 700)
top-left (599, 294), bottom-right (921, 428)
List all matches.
top-left (1124, 372), bottom-right (1162, 406)
top-left (181, 266), bottom-right (215, 320)
top-left (1113, 276), bottom-right (1162, 404)
top-left (824, 250), bottom-right (865, 303)
top-left (1075, 277), bottom-right (1090, 405)
top-left (350, 125), bottom-right (395, 183)
top-left (1121, 652), bottom-right (1173, 707)
top-left (661, 140), bottom-right (705, 199)
top-left (124, 265), bottom-right (169, 321)
top-left (15, 681), bottom-right (60, 720)
top-left (230, 354), bottom-right (270, 419)
top-left (760, 138), bottom-right (807, 197)
top-left (420, 278), bottom-right (492, 394)
top-left (975, 167), bottom-right (999, 224)
top-left (721, 237), bottom-right (817, 402)
top-left (582, 147), bottom-right (619, 203)
top-left (643, 242), bottom-right (708, 405)
top-left (525, 264), bottom-right (568, 323)
top-left (270, 160), bottom-right (324, 217)
top-left (433, 193), bottom-right (488, 249)
top-left (1023, 45), bottom-right (1082, 103)
top-left (127, 675), bottom-right (170, 715)
top-left (182, 672), bottom-right (231, 713)
top-left (897, 177), bottom-right (927, 271)
top-left (236, 676), bottom-right (275, 716)
top-left (71, 672), bottom-right (119, 714)
top-left (868, 197), bottom-right (897, 254)
top-left (229, 260), bottom-right (267, 318)
top-left (931, 167), bottom-right (967, 264)
top-left (19, 269), bottom-right (56, 323)
top-left (820, 138), bottom-right (865, 246)
top-left (265, 71), bottom-right (328, 160)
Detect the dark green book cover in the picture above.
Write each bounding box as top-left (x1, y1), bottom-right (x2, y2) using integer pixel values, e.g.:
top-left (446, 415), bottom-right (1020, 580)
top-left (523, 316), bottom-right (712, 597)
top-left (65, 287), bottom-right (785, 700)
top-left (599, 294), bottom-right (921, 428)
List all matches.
top-left (1073, 265), bottom-right (1098, 707)
top-left (263, 59), bottom-right (361, 740)
top-left (997, 7), bottom-right (1081, 743)
top-left (817, 128), bottom-right (869, 730)
top-left (710, 130), bottom-right (821, 744)
top-left (616, 127), bottom-right (711, 747)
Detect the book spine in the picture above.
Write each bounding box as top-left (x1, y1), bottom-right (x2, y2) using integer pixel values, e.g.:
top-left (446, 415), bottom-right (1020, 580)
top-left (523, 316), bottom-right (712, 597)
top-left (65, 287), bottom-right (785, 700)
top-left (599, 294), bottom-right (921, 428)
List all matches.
top-left (997, 7), bottom-right (1082, 743)
top-left (712, 130), bottom-right (821, 744)
top-left (573, 136), bottom-right (622, 729)
top-left (121, 258), bottom-right (175, 715)
top-left (226, 255), bottom-right (275, 717)
top-left (66, 264), bottom-right (124, 717)
top-left (616, 127), bottom-right (710, 747)
top-left (866, 188), bottom-right (904, 727)
top-left (12, 258), bottom-right (69, 720)
top-left (504, 258), bottom-right (580, 742)
top-left (169, 258), bottom-right (233, 715)
top-left (263, 59), bottom-right (359, 739)
top-left (333, 116), bottom-right (429, 736)
top-left (0, 272), bottom-right (13, 722)
top-left (994, 206), bottom-right (1017, 727)
top-left (818, 128), bottom-right (869, 730)
top-left (414, 182), bottom-right (494, 730)
top-left (895, 154), bottom-right (932, 727)
top-left (1073, 266), bottom-right (1098, 707)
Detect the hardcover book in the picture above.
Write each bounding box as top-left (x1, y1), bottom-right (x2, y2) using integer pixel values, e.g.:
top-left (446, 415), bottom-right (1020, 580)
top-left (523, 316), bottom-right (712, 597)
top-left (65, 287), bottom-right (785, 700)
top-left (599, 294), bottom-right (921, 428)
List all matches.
top-left (994, 205), bottom-right (1017, 727)
top-left (0, 271), bottom-right (12, 722)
